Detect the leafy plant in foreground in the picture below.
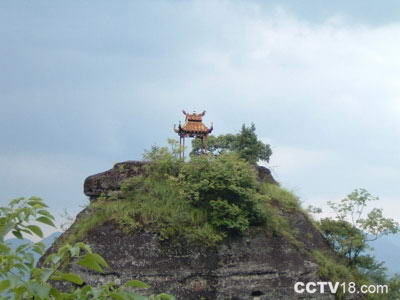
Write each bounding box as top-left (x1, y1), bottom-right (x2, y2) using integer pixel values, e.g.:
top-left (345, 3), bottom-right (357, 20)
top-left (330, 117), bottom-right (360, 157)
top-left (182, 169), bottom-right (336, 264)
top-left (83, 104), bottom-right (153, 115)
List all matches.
top-left (0, 197), bottom-right (174, 300)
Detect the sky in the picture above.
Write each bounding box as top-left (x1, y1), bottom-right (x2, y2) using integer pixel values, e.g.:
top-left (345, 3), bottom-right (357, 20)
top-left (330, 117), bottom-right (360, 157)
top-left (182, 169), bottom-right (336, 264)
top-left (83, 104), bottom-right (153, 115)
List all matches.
top-left (1, 0), bottom-right (400, 237)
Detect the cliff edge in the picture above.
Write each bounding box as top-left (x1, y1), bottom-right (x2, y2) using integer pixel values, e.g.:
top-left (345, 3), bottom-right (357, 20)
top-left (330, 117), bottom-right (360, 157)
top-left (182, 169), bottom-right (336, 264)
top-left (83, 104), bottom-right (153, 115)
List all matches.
top-left (41, 160), bottom-right (335, 300)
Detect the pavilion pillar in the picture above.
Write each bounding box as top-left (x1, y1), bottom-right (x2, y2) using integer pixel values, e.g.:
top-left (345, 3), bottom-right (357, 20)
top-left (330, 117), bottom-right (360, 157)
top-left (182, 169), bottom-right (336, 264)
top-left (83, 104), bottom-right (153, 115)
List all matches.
top-left (183, 136), bottom-right (185, 159)
top-left (179, 136), bottom-right (182, 159)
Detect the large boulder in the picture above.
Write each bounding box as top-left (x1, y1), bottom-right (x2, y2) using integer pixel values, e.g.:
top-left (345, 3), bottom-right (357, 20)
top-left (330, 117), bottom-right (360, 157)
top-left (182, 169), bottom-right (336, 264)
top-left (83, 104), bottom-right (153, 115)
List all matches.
top-left (42, 210), bottom-right (332, 299)
top-left (84, 161), bottom-right (149, 201)
top-left (40, 161), bottom-right (338, 299)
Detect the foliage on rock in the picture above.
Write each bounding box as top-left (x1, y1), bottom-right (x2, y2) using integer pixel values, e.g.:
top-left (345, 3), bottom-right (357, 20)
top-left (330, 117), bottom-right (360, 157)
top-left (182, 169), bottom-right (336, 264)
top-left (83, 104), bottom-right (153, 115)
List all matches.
top-left (63, 140), bottom-right (302, 249)
top-left (191, 123), bottom-right (272, 164)
top-left (178, 153), bottom-right (264, 233)
top-left (0, 197), bottom-right (174, 300)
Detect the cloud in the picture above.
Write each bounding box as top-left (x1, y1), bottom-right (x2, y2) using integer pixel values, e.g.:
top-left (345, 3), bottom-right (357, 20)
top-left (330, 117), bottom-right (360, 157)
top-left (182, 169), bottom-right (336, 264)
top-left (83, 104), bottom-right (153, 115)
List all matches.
top-left (1, 1), bottom-right (400, 229)
top-left (0, 152), bottom-right (111, 213)
top-left (267, 145), bottom-right (338, 180)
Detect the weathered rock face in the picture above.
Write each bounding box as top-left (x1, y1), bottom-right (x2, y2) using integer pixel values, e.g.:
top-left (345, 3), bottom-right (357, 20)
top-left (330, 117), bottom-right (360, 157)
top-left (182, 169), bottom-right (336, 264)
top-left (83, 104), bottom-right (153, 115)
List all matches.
top-left (72, 216), bottom-right (331, 299)
top-left (44, 211), bottom-right (332, 299)
top-left (43, 161), bottom-right (335, 299)
top-left (84, 161), bottom-right (149, 201)
top-left (255, 165), bottom-right (278, 186)
top-left (84, 161), bottom-right (278, 201)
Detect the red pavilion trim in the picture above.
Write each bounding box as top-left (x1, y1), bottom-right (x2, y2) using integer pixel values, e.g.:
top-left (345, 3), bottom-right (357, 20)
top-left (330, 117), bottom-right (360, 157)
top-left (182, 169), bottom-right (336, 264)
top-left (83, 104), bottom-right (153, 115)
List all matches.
top-left (174, 110), bottom-right (213, 158)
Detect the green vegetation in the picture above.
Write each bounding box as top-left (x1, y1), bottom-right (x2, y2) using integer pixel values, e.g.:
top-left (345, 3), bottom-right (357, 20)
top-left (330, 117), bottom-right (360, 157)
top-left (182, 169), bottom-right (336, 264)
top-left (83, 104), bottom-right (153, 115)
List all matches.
top-left (61, 139), bottom-right (302, 249)
top-left (62, 126), bottom-right (276, 248)
top-left (178, 153), bottom-right (263, 233)
top-left (319, 188), bottom-right (399, 267)
top-left (4, 124), bottom-right (398, 298)
top-left (0, 197), bottom-right (174, 299)
top-left (312, 189), bottom-right (400, 299)
top-left (313, 249), bottom-right (400, 300)
top-left (259, 183), bottom-right (300, 212)
top-left (191, 123), bottom-right (272, 164)
top-left (313, 250), bottom-right (357, 297)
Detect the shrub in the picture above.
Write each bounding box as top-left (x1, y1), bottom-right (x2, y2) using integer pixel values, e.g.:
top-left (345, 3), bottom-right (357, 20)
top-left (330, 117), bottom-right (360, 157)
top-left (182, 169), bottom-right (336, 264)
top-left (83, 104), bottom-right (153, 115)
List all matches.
top-left (178, 153), bottom-right (264, 232)
top-left (65, 143), bottom-right (303, 249)
top-left (209, 199), bottom-right (249, 233)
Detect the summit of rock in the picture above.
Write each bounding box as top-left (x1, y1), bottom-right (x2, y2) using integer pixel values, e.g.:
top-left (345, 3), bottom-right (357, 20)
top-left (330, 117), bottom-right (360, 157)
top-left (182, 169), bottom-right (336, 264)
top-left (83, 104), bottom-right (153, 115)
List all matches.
top-left (41, 161), bottom-right (336, 299)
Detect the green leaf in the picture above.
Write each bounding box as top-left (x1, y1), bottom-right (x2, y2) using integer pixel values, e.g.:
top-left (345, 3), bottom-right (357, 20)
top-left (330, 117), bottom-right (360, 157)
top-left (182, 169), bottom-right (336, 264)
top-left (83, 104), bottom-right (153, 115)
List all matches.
top-left (27, 225), bottom-right (43, 238)
top-left (38, 210), bottom-right (54, 219)
top-left (0, 220), bottom-right (14, 242)
top-left (0, 280), bottom-right (10, 292)
top-left (49, 287), bottom-right (61, 298)
top-left (44, 253), bottom-right (61, 265)
top-left (19, 228), bottom-right (33, 235)
top-left (68, 245), bottom-right (80, 257)
top-left (110, 292), bottom-right (127, 300)
top-left (0, 243), bottom-right (10, 253)
top-left (32, 243), bottom-right (45, 255)
top-left (12, 230), bottom-right (23, 239)
top-left (90, 287), bottom-right (103, 298)
top-left (40, 268), bottom-right (54, 282)
top-left (59, 273), bottom-right (84, 285)
top-left (124, 280), bottom-right (149, 289)
top-left (36, 216), bottom-right (55, 227)
top-left (77, 255), bottom-right (104, 273)
top-left (14, 285), bottom-right (27, 298)
top-left (79, 285), bottom-right (92, 295)
top-left (74, 242), bottom-right (92, 253)
top-left (26, 281), bottom-right (51, 299)
top-left (28, 200), bottom-right (48, 208)
top-left (89, 253), bottom-right (109, 268)
top-left (154, 294), bottom-right (176, 300)
top-left (16, 243), bottom-right (30, 253)
top-left (59, 244), bottom-right (72, 256)
top-left (125, 292), bottom-right (147, 300)
top-left (7, 274), bottom-right (20, 289)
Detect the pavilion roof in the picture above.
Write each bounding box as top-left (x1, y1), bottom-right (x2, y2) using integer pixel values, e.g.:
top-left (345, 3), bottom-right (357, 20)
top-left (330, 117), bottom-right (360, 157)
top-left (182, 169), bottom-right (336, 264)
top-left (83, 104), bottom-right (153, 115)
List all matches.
top-left (174, 110), bottom-right (213, 136)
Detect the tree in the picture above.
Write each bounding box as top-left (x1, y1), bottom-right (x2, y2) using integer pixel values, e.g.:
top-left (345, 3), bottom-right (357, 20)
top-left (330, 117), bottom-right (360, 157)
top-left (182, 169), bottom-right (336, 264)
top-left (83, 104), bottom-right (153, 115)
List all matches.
top-left (0, 197), bottom-right (174, 300)
top-left (319, 188), bottom-right (399, 268)
top-left (314, 189), bottom-right (400, 298)
top-left (178, 152), bottom-right (264, 234)
top-left (191, 123), bottom-right (272, 164)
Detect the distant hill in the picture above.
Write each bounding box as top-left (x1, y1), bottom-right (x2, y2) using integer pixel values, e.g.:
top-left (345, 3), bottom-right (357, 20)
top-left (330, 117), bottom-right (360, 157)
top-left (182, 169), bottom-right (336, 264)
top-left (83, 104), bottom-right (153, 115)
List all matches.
top-left (5, 237), bottom-right (31, 249)
top-left (6, 232), bottom-right (62, 262)
top-left (369, 233), bottom-right (400, 276)
top-left (41, 232), bottom-right (62, 249)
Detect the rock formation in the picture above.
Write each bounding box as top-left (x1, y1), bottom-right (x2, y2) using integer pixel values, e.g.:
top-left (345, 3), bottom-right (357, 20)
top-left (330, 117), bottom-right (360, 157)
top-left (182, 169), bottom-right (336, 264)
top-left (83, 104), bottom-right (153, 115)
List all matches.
top-left (42, 161), bottom-right (335, 300)
top-left (84, 161), bottom-right (278, 202)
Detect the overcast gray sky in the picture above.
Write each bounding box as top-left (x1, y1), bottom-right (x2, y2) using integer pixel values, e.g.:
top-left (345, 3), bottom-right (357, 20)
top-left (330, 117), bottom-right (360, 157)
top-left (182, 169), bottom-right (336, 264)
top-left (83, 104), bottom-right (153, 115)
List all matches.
top-left (1, 0), bottom-right (400, 236)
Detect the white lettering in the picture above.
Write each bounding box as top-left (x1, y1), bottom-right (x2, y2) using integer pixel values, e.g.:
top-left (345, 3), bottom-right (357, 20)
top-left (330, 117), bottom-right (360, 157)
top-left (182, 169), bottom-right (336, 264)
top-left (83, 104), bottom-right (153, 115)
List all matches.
top-left (306, 282), bottom-right (317, 294)
top-left (317, 282), bottom-right (328, 293)
top-left (294, 282), bottom-right (305, 293)
top-left (328, 282), bottom-right (339, 294)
